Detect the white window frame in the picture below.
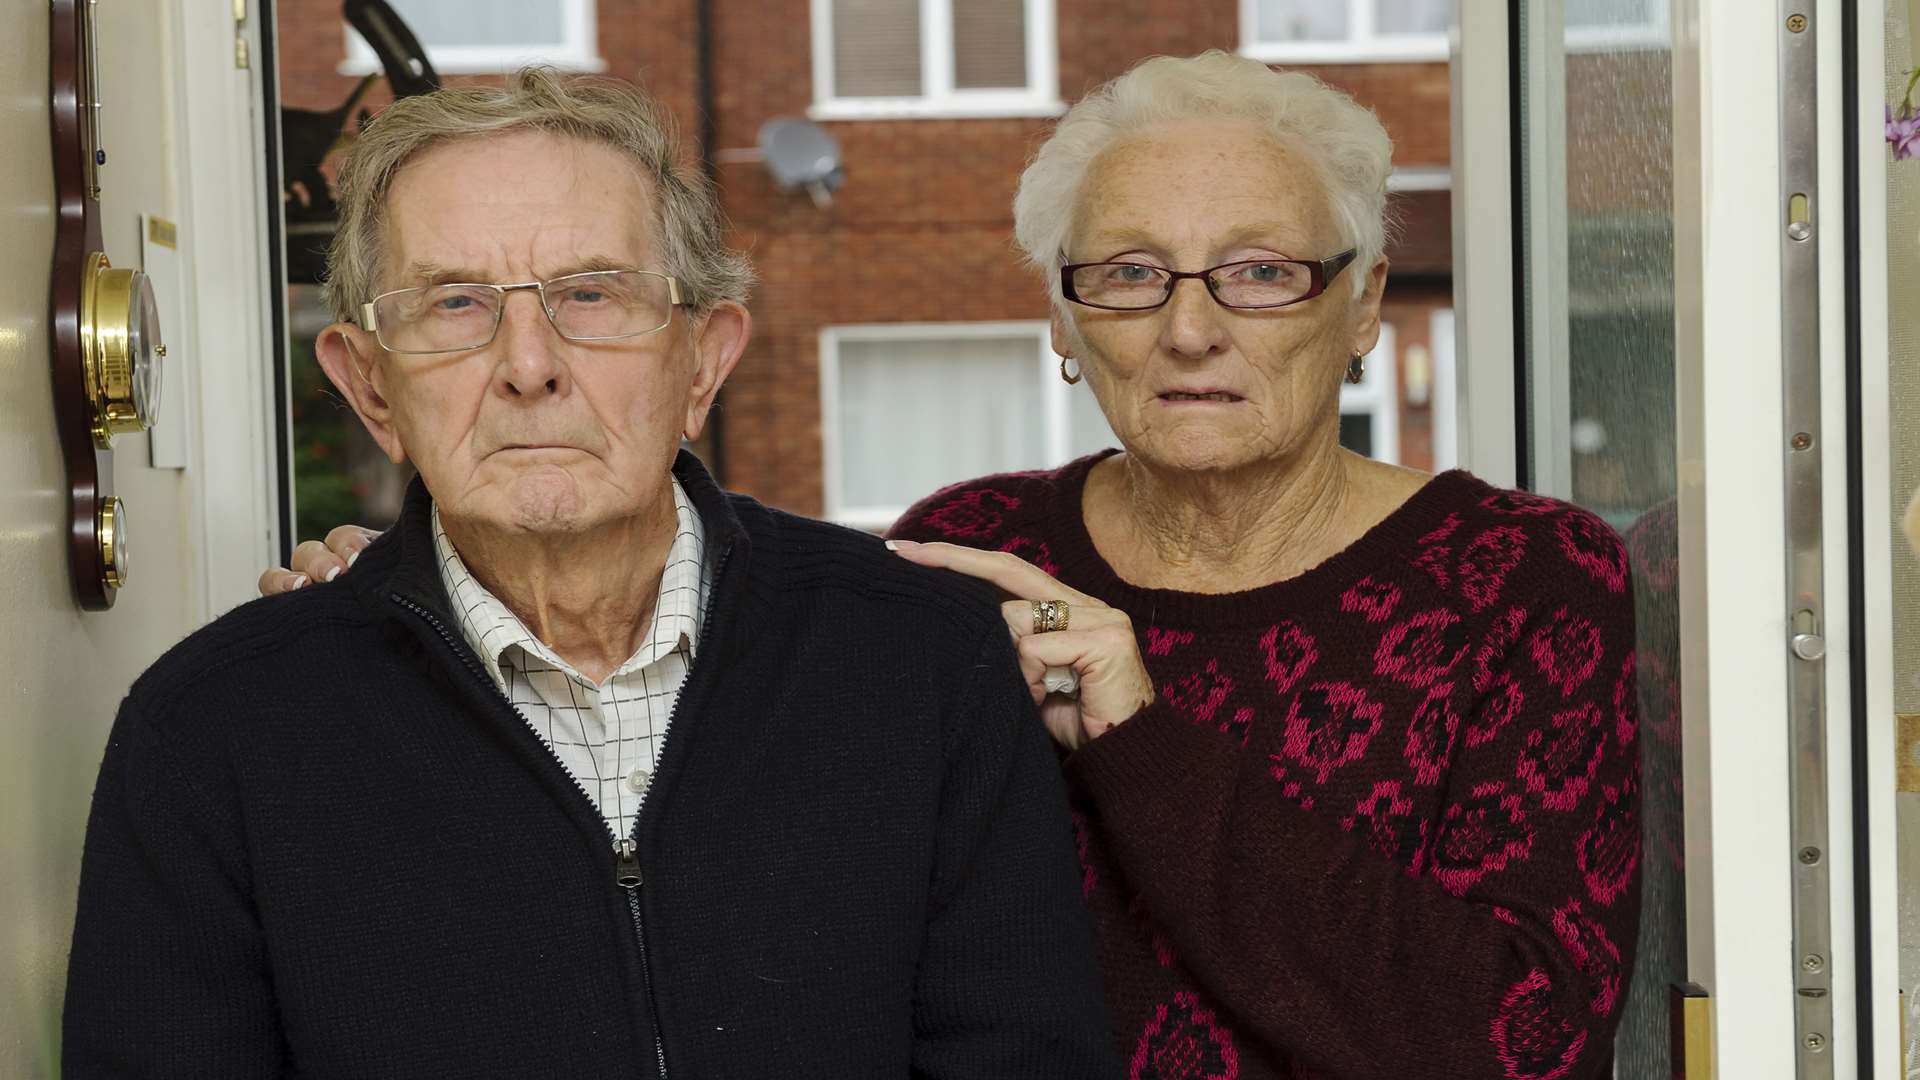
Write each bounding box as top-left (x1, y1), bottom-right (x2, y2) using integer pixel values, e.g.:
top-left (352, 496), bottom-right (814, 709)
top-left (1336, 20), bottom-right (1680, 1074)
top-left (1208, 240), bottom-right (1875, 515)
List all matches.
top-left (1560, 0), bottom-right (1671, 53)
top-left (1340, 321), bottom-right (1400, 464)
top-left (1238, 0), bottom-right (1670, 65)
top-left (1239, 0), bottom-right (1449, 65)
top-left (339, 0), bottom-right (604, 76)
top-left (819, 321), bottom-right (1073, 529)
top-left (808, 0), bottom-right (1063, 121)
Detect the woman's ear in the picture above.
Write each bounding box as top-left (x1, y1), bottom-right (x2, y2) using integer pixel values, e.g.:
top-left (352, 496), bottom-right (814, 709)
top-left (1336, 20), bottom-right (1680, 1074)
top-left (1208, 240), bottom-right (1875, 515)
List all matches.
top-left (1346, 257), bottom-right (1390, 360)
top-left (315, 322), bottom-right (408, 465)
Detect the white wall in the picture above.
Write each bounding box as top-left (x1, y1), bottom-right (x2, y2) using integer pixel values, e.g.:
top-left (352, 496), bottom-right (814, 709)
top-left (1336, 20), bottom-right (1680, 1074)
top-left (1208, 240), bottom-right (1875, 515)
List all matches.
top-left (0, 4), bottom-right (204, 1073)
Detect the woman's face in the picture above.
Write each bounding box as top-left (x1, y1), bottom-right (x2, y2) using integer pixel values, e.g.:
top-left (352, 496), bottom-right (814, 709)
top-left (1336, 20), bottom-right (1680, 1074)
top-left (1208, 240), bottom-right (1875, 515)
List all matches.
top-left (1059, 119), bottom-right (1385, 478)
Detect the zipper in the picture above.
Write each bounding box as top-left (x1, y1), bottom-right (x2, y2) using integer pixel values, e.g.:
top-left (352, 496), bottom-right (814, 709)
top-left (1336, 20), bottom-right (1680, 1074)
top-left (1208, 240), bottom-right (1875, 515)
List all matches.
top-left (612, 540), bottom-right (732, 1080)
top-left (391, 593), bottom-right (672, 1075)
top-left (390, 538), bottom-right (734, 1080)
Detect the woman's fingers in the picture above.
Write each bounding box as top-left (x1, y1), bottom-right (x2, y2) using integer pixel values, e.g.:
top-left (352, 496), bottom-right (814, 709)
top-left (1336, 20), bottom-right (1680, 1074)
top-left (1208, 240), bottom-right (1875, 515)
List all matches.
top-left (888, 541), bottom-right (1096, 607)
top-left (257, 568), bottom-right (310, 596)
top-left (288, 539), bottom-right (349, 586)
top-left (1015, 624), bottom-right (1156, 732)
top-left (325, 525), bottom-right (380, 564)
top-left (262, 526), bottom-right (381, 595)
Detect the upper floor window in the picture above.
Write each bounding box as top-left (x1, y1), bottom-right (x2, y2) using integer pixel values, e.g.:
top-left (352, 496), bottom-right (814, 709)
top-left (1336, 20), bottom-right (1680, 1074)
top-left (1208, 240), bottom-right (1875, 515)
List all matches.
top-left (1241, 0), bottom-right (1451, 64)
top-left (341, 0), bottom-right (602, 76)
top-left (1240, 0), bottom-right (1667, 64)
top-left (1558, 0), bottom-right (1671, 52)
top-left (810, 0), bottom-right (1062, 120)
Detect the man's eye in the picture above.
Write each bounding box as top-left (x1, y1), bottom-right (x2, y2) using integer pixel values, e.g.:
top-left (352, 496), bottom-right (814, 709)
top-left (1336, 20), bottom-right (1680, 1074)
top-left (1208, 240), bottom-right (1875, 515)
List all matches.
top-left (563, 289), bottom-right (608, 304)
top-left (433, 294), bottom-right (484, 314)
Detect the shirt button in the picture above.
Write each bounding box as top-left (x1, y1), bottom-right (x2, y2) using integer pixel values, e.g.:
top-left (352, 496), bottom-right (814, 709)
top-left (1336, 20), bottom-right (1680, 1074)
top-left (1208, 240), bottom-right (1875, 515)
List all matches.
top-left (626, 768), bottom-right (652, 795)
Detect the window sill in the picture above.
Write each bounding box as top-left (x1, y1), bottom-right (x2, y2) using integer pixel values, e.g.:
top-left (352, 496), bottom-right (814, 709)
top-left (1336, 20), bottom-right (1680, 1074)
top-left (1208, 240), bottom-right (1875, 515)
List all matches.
top-left (807, 98), bottom-right (1068, 122)
top-left (1238, 41), bottom-right (1449, 66)
top-left (337, 53), bottom-right (608, 77)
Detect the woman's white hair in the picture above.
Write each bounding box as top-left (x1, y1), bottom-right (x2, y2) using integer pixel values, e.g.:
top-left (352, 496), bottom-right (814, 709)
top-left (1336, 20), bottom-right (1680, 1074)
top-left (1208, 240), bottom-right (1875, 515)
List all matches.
top-left (1013, 50), bottom-right (1394, 303)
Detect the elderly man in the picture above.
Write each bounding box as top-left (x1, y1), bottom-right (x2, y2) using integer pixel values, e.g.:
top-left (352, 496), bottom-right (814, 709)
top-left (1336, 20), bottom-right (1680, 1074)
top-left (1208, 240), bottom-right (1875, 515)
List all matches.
top-left (62, 70), bottom-right (1113, 1079)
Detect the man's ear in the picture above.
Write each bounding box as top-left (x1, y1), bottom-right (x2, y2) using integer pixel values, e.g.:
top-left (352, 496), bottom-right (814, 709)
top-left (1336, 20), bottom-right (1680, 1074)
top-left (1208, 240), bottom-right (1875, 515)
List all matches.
top-left (315, 322), bottom-right (408, 465)
top-left (682, 301), bottom-right (752, 442)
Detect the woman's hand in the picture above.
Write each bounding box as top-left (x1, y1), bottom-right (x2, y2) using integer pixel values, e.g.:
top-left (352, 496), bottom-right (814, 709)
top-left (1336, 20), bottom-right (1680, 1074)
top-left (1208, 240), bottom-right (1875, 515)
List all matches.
top-left (886, 540), bottom-right (1154, 750)
top-left (256, 526), bottom-right (383, 595)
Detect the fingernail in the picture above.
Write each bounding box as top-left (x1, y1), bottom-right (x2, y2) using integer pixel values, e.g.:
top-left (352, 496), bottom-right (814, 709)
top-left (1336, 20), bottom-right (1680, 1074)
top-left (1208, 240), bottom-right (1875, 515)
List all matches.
top-left (290, 574), bottom-right (309, 589)
top-left (347, 550), bottom-right (360, 568)
top-left (885, 540), bottom-right (917, 551)
top-left (324, 566), bottom-right (342, 583)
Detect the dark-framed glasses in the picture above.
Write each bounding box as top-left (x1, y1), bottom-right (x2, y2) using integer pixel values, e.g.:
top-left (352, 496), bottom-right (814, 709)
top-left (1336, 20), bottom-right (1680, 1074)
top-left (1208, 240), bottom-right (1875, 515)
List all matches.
top-left (359, 270), bottom-right (685, 355)
top-left (1060, 249), bottom-right (1358, 312)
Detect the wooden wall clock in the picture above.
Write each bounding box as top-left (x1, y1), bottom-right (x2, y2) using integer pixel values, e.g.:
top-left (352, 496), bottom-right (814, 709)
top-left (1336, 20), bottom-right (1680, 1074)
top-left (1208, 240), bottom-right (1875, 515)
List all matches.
top-left (50, 0), bottom-right (167, 610)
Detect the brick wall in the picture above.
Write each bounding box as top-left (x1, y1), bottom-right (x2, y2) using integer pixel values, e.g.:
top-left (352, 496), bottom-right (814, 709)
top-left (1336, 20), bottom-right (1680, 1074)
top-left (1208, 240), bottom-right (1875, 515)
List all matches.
top-left (274, 0), bottom-right (1456, 515)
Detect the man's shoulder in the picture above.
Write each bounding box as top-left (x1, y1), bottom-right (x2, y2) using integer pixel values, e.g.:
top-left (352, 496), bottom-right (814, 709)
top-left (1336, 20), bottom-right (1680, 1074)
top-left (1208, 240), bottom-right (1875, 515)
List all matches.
top-left (124, 582), bottom-right (381, 733)
top-left (730, 495), bottom-right (1005, 643)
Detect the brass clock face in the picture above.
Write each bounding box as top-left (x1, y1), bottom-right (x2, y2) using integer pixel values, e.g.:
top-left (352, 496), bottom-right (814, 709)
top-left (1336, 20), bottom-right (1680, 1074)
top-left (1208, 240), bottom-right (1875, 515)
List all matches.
top-left (82, 253), bottom-right (166, 447)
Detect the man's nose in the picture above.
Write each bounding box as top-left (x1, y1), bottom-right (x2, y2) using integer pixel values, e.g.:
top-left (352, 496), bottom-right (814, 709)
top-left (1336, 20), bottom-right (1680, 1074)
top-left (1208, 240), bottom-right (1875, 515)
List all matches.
top-left (492, 288), bottom-right (569, 398)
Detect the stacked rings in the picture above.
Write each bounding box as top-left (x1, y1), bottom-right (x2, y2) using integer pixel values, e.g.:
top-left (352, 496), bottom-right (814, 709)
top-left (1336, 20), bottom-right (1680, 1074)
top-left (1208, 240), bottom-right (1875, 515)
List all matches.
top-left (1031, 599), bottom-right (1071, 634)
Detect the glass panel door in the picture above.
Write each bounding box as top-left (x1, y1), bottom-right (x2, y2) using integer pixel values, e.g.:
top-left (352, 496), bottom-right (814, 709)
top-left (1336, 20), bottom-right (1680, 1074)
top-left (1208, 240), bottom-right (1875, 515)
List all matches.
top-left (1515, 1), bottom-right (1681, 1072)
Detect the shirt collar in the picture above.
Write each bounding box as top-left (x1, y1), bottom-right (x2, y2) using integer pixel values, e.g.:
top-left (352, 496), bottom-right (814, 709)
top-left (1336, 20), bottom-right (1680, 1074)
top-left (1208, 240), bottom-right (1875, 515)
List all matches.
top-left (432, 476), bottom-right (708, 691)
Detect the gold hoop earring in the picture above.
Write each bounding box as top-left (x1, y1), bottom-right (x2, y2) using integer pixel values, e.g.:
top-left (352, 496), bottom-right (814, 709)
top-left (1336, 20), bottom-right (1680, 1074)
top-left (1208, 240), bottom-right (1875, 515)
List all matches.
top-left (1345, 355), bottom-right (1366, 385)
top-left (1060, 355), bottom-right (1082, 385)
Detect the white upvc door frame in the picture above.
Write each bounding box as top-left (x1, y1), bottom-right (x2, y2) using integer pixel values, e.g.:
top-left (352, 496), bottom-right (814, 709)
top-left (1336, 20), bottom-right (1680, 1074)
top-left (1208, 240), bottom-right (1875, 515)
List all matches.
top-left (1454, 0), bottom-right (1896, 1074)
top-left (166, 0), bottom-right (281, 620)
top-left (1448, 0), bottom-right (1519, 488)
top-left (1672, 0), bottom-right (1889, 1073)
top-left (1848, 2), bottom-right (1901, 1076)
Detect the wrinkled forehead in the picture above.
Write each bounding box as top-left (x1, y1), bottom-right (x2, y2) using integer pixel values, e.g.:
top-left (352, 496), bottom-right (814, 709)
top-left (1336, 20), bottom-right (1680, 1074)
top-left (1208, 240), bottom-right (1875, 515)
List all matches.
top-left (1068, 121), bottom-right (1339, 259)
top-left (380, 131), bottom-right (658, 289)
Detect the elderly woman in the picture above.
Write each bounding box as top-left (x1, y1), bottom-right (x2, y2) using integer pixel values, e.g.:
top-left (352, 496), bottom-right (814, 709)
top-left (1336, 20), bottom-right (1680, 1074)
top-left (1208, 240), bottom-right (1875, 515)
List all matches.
top-left (275, 51), bottom-right (1638, 1080)
top-left (885, 51), bottom-right (1640, 1080)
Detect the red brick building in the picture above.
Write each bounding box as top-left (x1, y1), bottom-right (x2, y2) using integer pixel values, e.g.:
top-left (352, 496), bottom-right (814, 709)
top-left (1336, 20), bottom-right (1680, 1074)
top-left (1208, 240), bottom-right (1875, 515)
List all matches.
top-left (276, 0), bottom-right (1461, 525)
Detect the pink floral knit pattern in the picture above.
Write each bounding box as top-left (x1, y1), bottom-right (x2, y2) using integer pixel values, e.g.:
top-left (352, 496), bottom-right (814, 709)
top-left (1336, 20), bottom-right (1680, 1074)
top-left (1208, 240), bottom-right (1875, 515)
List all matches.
top-left (890, 452), bottom-right (1641, 1080)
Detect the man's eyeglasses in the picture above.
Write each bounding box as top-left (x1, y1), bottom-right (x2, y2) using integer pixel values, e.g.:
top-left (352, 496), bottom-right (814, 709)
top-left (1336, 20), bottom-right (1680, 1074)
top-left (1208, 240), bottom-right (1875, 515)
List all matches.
top-left (1060, 250), bottom-right (1357, 312)
top-left (359, 270), bottom-right (685, 355)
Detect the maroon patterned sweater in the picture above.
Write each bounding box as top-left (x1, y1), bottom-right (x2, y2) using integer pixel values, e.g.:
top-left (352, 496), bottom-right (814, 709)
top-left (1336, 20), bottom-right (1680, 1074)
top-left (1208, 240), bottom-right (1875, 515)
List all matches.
top-left (889, 451), bottom-right (1641, 1080)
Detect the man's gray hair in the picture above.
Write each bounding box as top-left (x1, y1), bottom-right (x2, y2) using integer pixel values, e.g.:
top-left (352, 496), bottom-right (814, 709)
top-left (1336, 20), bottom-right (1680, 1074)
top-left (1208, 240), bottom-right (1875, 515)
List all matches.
top-left (323, 67), bottom-right (754, 323)
top-left (1013, 50), bottom-right (1394, 304)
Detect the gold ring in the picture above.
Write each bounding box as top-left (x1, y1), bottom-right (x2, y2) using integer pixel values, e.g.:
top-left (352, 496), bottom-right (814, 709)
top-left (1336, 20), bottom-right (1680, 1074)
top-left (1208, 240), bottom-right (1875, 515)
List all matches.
top-left (1031, 599), bottom-right (1070, 634)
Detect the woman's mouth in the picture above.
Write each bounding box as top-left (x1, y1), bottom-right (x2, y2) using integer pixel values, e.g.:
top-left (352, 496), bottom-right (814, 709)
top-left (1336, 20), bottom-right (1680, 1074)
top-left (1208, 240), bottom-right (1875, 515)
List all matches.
top-left (1159, 391), bottom-right (1242, 402)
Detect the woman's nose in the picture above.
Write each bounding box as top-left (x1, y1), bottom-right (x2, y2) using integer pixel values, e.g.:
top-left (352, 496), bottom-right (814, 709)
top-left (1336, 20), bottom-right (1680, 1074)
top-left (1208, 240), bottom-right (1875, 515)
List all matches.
top-left (1160, 277), bottom-right (1230, 359)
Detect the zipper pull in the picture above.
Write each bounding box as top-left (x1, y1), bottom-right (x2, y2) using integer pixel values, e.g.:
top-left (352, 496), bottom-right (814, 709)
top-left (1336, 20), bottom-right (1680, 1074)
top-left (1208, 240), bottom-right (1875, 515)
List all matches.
top-left (614, 838), bottom-right (643, 889)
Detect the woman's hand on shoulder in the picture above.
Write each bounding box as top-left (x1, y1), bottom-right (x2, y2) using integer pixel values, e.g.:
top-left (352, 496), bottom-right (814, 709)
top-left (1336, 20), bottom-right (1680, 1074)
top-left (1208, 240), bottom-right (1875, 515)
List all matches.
top-left (885, 540), bottom-right (1154, 751)
top-left (256, 526), bottom-right (383, 595)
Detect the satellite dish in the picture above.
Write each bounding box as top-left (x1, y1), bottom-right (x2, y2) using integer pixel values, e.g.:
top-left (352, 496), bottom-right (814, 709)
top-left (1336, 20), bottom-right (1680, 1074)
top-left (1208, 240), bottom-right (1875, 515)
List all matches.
top-left (758, 118), bottom-right (845, 207)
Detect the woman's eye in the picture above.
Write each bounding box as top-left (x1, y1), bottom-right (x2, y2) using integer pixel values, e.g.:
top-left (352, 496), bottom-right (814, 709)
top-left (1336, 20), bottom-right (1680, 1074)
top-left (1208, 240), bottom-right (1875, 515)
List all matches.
top-left (1241, 263), bottom-right (1282, 283)
top-left (1111, 265), bottom-right (1158, 284)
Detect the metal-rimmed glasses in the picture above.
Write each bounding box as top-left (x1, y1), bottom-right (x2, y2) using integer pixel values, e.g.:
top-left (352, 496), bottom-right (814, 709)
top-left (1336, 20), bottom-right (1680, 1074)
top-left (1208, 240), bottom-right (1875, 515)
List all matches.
top-left (1060, 249), bottom-right (1358, 312)
top-left (359, 270), bottom-right (685, 355)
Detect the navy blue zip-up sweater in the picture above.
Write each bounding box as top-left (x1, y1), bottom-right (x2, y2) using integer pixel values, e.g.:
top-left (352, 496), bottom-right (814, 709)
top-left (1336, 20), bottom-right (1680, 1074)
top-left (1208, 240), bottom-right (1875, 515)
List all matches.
top-left (62, 452), bottom-right (1117, 1079)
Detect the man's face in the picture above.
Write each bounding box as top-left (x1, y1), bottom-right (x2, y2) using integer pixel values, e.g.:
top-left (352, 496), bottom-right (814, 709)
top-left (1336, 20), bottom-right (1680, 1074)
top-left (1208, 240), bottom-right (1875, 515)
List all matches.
top-left (319, 130), bottom-right (746, 537)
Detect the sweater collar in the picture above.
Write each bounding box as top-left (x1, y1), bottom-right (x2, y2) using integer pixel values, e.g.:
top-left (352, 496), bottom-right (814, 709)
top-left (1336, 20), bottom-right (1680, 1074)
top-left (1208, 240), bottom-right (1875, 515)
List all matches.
top-left (355, 450), bottom-right (752, 639)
